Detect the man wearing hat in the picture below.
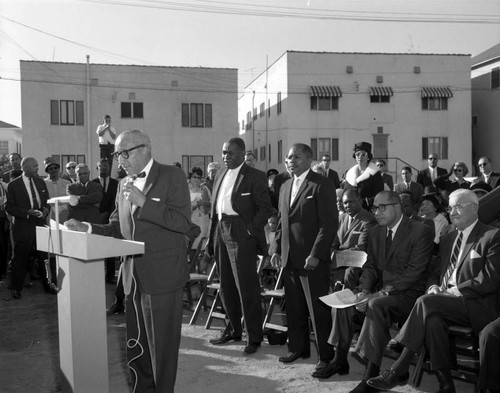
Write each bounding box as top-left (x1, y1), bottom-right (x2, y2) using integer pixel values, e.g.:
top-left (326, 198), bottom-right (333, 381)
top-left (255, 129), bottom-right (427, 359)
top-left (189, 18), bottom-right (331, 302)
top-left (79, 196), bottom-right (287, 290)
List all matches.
top-left (44, 158), bottom-right (71, 223)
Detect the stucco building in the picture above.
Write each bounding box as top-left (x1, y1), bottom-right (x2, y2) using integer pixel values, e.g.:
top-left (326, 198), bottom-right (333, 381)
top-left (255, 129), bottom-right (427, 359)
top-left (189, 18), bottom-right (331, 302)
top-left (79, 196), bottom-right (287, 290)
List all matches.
top-left (239, 51), bottom-right (472, 179)
top-left (472, 43), bottom-right (500, 174)
top-left (20, 60), bottom-right (238, 176)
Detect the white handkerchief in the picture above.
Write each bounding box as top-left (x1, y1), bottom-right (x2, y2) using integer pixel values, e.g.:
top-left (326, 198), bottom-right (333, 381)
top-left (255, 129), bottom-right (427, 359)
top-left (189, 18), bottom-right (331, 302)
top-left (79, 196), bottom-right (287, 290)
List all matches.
top-left (306, 195), bottom-right (313, 199)
top-left (470, 249), bottom-right (481, 259)
top-left (151, 198), bottom-right (160, 202)
top-left (241, 193), bottom-right (251, 196)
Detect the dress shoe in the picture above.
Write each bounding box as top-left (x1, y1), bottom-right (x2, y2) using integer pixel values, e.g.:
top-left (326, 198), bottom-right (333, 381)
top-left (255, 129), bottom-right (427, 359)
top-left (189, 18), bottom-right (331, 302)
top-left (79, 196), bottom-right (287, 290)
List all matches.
top-left (243, 342), bottom-right (261, 354)
top-left (315, 360), bottom-right (330, 371)
top-left (366, 369), bottom-right (409, 390)
top-left (349, 380), bottom-right (377, 393)
top-left (106, 303), bottom-right (125, 315)
top-left (209, 331), bottom-right (242, 345)
top-left (11, 290), bottom-right (22, 299)
top-left (312, 361), bottom-right (349, 379)
top-left (278, 351), bottom-right (310, 363)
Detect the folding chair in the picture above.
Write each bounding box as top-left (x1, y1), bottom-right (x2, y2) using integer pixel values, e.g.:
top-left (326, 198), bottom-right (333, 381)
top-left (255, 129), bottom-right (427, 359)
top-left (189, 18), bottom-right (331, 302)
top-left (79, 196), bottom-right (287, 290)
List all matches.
top-left (261, 267), bottom-right (286, 333)
top-left (189, 262), bottom-right (218, 325)
top-left (410, 325), bottom-right (480, 390)
top-left (331, 250), bottom-right (367, 290)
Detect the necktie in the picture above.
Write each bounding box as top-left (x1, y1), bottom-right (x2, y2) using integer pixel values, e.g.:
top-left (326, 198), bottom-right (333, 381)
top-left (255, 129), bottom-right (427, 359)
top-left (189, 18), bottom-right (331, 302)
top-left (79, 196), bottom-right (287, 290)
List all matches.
top-left (441, 232), bottom-right (463, 290)
top-left (385, 228), bottom-right (393, 255)
top-left (29, 178), bottom-right (40, 210)
top-left (290, 177), bottom-right (301, 205)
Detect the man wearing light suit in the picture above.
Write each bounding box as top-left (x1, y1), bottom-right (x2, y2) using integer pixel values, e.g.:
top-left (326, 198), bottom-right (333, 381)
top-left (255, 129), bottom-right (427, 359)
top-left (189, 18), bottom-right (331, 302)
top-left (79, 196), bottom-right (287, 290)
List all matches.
top-left (206, 137), bottom-right (272, 354)
top-left (66, 130), bottom-right (191, 393)
top-left (367, 189), bottom-right (500, 393)
top-left (6, 157), bottom-right (50, 299)
top-left (271, 143), bottom-right (338, 374)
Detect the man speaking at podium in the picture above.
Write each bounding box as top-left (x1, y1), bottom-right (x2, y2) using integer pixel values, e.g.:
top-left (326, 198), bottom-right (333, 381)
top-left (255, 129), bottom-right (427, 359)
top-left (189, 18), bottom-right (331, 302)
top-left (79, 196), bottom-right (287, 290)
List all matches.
top-left (66, 129), bottom-right (191, 393)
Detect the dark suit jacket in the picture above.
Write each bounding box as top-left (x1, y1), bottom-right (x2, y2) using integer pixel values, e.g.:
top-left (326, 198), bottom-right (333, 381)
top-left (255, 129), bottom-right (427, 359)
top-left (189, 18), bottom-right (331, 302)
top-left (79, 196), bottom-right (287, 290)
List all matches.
top-left (6, 175), bottom-right (49, 231)
top-left (427, 222), bottom-right (500, 334)
top-left (326, 168), bottom-right (341, 189)
top-left (91, 161), bottom-right (191, 295)
top-left (476, 172), bottom-right (500, 189)
top-left (92, 177), bottom-right (119, 220)
top-left (206, 163), bottom-right (272, 256)
top-left (333, 208), bottom-right (377, 252)
top-left (394, 181), bottom-right (424, 206)
top-left (417, 167), bottom-right (447, 189)
top-left (273, 170), bottom-right (338, 271)
top-left (66, 181), bottom-right (103, 224)
top-left (2, 169), bottom-right (23, 184)
top-left (359, 215), bottom-right (434, 295)
top-left (381, 172), bottom-right (394, 191)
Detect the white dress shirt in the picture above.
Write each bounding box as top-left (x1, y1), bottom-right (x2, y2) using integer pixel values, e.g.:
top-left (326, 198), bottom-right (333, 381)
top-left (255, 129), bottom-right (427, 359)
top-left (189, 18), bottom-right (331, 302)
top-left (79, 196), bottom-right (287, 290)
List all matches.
top-left (216, 162), bottom-right (244, 219)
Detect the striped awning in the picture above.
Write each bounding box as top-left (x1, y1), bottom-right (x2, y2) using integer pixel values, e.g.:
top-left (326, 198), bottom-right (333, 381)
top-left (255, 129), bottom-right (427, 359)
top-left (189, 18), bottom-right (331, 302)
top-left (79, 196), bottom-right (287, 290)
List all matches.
top-left (421, 87), bottom-right (453, 98)
top-left (369, 86), bottom-right (394, 96)
top-left (310, 86), bottom-right (342, 97)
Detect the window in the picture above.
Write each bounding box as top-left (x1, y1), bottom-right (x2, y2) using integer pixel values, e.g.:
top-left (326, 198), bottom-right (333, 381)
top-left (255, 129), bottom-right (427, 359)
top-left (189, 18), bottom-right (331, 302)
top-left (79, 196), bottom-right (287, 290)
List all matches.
top-left (268, 144), bottom-right (271, 163)
top-left (0, 141), bottom-right (8, 157)
top-left (370, 95), bottom-right (390, 103)
top-left (181, 155), bottom-right (214, 176)
top-left (267, 99), bottom-right (271, 117)
top-left (311, 138), bottom-right (339, 160)
top-left (492, 67), bottom-right (500, 89)
top-left (422, 97), bottom-right (448, 110)
top-left (310, 96), bottom-right (339, 110)
top-left (260, 146), bottom-right (266, 161)
top-left (277, 92), bottom-right (282, 115)
top-left (278, 140), bottom-right (282, 163)
top-left (422, 137), bottom-right (448, 160)
top-left (245, 111), bottom-right (252, 130)
top-left (259, 102), bottom-right (265, 117)
top-left (181, 103), bottom-right (212, 127)
top-left (50, 100), bottom-right (84, 126)
top-left (61, 154), bottom-right (86, 168)
top-left (121, 102), bottom-right (144, 119)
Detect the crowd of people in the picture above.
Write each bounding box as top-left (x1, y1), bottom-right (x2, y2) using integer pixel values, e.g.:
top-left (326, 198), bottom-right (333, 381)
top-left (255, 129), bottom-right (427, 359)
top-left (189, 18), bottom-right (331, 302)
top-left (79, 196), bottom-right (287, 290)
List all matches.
top-left (2, 126), bottom-right (500, 393)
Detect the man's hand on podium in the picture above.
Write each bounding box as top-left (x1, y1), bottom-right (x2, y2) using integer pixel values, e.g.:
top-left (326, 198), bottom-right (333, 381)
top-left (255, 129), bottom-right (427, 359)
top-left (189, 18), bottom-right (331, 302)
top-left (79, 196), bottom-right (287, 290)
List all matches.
top-left (65, 219), bottom-right (89, 232)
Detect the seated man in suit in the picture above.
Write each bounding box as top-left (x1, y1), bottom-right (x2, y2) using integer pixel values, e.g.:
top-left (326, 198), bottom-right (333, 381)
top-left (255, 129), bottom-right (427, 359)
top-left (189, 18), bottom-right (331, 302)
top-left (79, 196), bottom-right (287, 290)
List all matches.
top-left (313, 191), bottom-right (434, 391)
top-left (394, 166), bottom-right (423, 208)
top-left (479, 317), bottom-right (500, 393)
top-left (66, 164), bottom-right (103, 224)
top-left (417, 153), bottom-right (447, 190)
top-left (367, 189), bottom-right (500, 393)
top-left (332, 189), bottom-right (377, 253)
top-left (473, 156), bottom-right (500, 190)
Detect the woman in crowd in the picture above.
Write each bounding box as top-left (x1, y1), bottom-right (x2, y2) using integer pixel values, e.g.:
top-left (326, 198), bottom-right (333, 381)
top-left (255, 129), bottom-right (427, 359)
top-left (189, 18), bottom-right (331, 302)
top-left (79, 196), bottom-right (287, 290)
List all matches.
top-left (419, 193), bottom-right (450, 247)
top-left (433, 161), bottom-right (471, 199)
top-left (344, 142), bottom-right (384, 209)
top-left (188, 166), bottom-right (210, 262)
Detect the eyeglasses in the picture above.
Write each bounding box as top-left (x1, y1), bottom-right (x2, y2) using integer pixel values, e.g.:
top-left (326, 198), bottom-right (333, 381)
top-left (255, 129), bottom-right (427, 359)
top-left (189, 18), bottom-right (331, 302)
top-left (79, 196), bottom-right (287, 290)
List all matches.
top-left (191, 175), bottom-right (201, 179)
top-left (478, 162), bottom-right (488, 167)
top-left (447, 202), bottom-right (472, 213)
top-left (354, 152), bottom-right (368, 158)
top-left (370, 202), bottom-right (399, 214)
top-left (112, 144), bottom-right (146, 160)
top-left (47, 166), bottom-right (59, 171)
top-left (376, 163), bottom-right (384, 167)
top-left (428, 157), bottom-right (438, 161)
top-left (66, 166), bottom-right (76, 169)
top-left (453, 168), bottom-right (463, 172)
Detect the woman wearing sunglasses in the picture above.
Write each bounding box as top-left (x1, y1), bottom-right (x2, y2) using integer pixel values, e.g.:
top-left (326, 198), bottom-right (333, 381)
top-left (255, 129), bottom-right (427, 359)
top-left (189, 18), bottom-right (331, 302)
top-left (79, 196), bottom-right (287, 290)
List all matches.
top-left (434, 161), bottom-right (471, 200)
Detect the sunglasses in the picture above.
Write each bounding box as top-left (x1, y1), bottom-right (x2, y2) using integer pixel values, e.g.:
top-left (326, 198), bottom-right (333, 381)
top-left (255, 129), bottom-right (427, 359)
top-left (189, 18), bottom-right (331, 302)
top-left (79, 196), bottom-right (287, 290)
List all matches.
top-left (66, 166), bottom-right (76, 169)
top-left (478, 163), bottom-right (488, 167)
top-left (453, 168), bottom-right (463, 172)
top-left (428, 157), bottom-right (438, 161)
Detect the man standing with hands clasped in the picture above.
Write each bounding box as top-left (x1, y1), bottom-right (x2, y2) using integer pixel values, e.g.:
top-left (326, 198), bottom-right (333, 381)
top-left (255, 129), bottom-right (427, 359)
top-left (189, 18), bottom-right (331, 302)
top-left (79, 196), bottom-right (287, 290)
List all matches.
top-left (270, 143), bottom-right (338, 375)
top-left (66, 129), bottom-right (191, 393)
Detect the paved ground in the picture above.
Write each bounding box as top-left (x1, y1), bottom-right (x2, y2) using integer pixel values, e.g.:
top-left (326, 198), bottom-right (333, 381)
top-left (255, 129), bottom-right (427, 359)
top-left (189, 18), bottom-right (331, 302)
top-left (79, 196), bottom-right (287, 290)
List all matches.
top-left (0, 278), bottom-right (473, 393)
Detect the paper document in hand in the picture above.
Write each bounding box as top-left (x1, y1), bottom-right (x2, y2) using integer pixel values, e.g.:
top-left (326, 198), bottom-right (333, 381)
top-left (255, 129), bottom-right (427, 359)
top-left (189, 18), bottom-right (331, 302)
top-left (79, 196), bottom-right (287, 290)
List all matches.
top-left (320, 289), bottom-right (368, 309)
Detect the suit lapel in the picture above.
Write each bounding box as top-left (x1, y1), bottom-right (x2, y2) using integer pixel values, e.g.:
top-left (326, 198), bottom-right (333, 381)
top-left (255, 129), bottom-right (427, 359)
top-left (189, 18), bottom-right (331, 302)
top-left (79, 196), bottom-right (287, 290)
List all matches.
top-left (456, 223), bottom-right (480, 273)
top-left (290, 173), bottom-right (309, 210)
top-left (231, 164), bottom-right (247, 202)
top-left (386, 216), bottom-right (408, 261)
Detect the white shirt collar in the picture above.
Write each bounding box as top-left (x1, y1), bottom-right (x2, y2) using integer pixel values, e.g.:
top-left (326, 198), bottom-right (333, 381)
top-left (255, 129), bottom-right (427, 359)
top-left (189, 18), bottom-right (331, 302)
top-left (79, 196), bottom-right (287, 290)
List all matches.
top-left (227, 161), bottom-right (245, 174)
top-left (293, 169), bottom-right (310, 183)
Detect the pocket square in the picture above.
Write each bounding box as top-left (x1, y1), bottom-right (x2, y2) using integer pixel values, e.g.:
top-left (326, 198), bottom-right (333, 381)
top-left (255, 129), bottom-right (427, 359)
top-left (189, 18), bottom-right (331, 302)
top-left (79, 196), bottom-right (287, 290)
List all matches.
top-left (151, 197), bottom-right (160, 202)
top-left (352, 231), bottom-right (361, 234)
top-left (241, 192), bottom-right (251, 196)
top-left (306, 195), bottom-right (313, 199)
top-left (470, 249), bottom-right (481, 259)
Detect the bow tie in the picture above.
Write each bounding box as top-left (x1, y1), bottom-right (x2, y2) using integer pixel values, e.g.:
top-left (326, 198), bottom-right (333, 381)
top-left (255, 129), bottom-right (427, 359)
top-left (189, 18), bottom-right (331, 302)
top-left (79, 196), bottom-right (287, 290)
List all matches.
top-left (133, 171), bottom-right (146, 180)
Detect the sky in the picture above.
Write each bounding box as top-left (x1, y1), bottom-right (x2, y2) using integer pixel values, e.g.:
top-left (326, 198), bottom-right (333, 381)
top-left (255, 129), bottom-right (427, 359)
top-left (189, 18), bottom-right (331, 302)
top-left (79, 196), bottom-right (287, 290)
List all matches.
top-left (1, 0), bottom-right (499, 127)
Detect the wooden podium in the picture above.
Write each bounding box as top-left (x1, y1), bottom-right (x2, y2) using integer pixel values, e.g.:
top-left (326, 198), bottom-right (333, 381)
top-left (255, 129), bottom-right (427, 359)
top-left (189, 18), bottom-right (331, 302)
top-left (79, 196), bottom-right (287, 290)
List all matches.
top-left (37, 226), bottom-right (144, 393)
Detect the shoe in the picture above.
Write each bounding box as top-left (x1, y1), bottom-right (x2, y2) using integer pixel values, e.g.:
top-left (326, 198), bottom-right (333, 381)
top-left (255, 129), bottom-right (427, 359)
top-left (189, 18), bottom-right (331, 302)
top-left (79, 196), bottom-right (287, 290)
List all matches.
top-left (243, 342), bottom-right (261, 354)
top-left (209, 331), bottom-right (242, 345)
top-left (11, 290), bottom-right (22, 299)
top-left (435, 369), bottom-right (456, 393)
top-left (312, 361), bottom-right (349, 378)
top-left (106, 303), bottom-right (125, 315)
top-left (278, 351), bottom-right (311, 363)
top-left (349, 380), bottom-right (377, 393)
top-left (315, 360), bottom-right (330, 371)
top-left (366, 369), bottom-right (409, 390)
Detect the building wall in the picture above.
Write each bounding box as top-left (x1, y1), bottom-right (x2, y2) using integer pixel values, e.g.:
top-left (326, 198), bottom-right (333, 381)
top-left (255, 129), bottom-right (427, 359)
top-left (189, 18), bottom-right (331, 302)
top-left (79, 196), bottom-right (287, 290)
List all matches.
top-left (472, 58), bottom-right (500, 173)
top-left (20, 61), bottom-right (238, 177)
top-left (239, 51), bottom-right (471, 181)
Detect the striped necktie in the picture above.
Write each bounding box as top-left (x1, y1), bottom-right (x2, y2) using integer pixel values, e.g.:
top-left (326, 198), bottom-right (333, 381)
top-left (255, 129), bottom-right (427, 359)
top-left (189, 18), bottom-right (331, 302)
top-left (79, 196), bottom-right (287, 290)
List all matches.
top-left (441, 232), bottom-right (463, 290)
top-left (29, 178), bottom-right (40, 210)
